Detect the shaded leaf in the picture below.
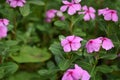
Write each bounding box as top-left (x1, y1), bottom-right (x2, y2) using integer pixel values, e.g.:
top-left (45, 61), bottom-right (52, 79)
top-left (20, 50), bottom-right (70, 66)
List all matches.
top-left (19, 4), bottom-right (30, 16)
top-left (10, 46), bottom-right (51, 63)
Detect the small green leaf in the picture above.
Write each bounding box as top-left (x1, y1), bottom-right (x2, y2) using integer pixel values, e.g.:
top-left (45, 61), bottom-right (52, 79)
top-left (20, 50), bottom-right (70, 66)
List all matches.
top-left (19, 4), bottom-right (30, 16)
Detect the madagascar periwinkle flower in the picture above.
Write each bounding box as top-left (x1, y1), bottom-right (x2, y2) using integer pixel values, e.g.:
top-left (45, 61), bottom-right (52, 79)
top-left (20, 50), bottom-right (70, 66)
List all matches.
top-left (61, 35), bottom-right (83, 52)
top-left (98, 8), bottom-right (118, 22)
top-left (78, 5), bottom-right (96, 21)
top-left (86, 37), bottom-right (114, 53)
top-left (62, 64), bottom-right (90, 80)
top-left (45, 9), bottom-right (65, 23)
top-left (0, 19), bottom-right (9, 39)
top-left (60, 0), bottom-right (81, 15)
top-left (85, 38), bottom-right (102, 53)
top-left (6, 0), bottom-right (26, 8)
top-left (98, 37), bottom-right (114, 50)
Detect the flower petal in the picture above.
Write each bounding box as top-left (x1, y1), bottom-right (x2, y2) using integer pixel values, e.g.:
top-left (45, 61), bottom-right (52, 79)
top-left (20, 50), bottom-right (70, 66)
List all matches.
top-left (63, 44), bottom-right (71, 52)
top-left (68, 6), bottom-right (76, 15)
top-left (60, 5), bottom-right (68, 12)
top-left (104, 13), bottom-right (112, 21)
top-left (71, 42), bottom-right (81, 51)
top-left (112, 13), bottom-right (118, 22)
top-left (72, 4), bottom-right (81, 11)
top-left (84, 13), bottom-right (90, 21)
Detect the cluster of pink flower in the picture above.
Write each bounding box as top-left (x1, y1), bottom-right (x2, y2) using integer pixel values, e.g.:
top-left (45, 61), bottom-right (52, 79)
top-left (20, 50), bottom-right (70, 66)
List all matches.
top-left (6, 0), bottom-right (26, 8)
top-left (61, 35), bottom-right (114, 53)
top-left (45, 9), bottom-right (65, 23)
top-left (45, 0), bottom-right (118, 22)
top-left (62, 64), bottom-right (90, 80)
top-left (0, 19), bottom-right (9, 39)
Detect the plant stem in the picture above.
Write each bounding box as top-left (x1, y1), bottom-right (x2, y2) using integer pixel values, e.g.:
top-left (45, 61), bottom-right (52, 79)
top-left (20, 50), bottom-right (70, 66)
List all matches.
top-left (69, 17), bottom-right (74, 34)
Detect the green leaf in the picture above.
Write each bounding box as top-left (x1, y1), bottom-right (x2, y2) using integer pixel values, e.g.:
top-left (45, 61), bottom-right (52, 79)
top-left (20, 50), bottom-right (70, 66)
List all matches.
top-left (38, 69), bottom-right (58, 77)
top-left (97, 65), bottom-right (113, 73)
top-left (28, 0), bottom-right (45, 6)
top-left (73, 28), bottom-right (86, 37)
top-left (54, 20), bottom-right (68, 30)
top-left (100, 53), bottom-right (117, 60)
top-left (49, 42), bottom-right (65, 57)
top-left (19, 4), bottom-right (30, 16)
top-left (72, 14), bottom-right (84, 25)
top-left (58, 35), bottom-right (65, 41)
top-left (76, 61), bottom-right (92, 71)
top-left (0, 62), bottom-right (18, 79)
top-left (58, 59), bottom-right (72, 71)
top-left (5, 40), bottom-right (18, 46)
top-left (10, 46), bottom-right (51, 63)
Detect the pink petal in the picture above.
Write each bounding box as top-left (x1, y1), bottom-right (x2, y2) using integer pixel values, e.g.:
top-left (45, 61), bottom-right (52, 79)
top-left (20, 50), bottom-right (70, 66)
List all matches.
top-left (72, 36), bottom-right (83, 43)
top-left (89, 7), bottom-right (96, 13)
top-left (112, 13), bottom-right (118, 22)
top-left (63, 44), bottom-right (71, 52)
top-left (10, 1), bottom-right (17, 8)
top-left (73, 64), bottom-right (83, 79)
top-left (71, 42), bottom-right (81, 51)
top-left (0, 25), bottom-right (7, 38)
top-left (62, 1), bottom-right (71, 4)
top-left (72, 4), bottom-right (81, 11)
top-left (82, 5), bottom-right (88, 11)
top-left (104, 13), bottom-right (112, 21)
top-left (3, 19), bottom-right (9, 26)
top-left (17, 1), bottom-right (24, 7)
top-left (84, 13), bottom-right (90, 21)
top-left (61, 39), bottom-right (69, 46)
top-left (73, 0), bottom-right (81, 3)
top-left (86, 44), bottom-right (94, 53)
top-left (66, 35), bottom-right (74, 41)
top-left (68, 6), bottom-right (76, 15)
top-left (102, 38), bottom-right (114, 50)
top-left (60, 5), bottom-right (68, 12)
top-left (62, 71), bottom-right (73, 80)
top-left (82, 70), bottom-right (91, 80)
top-left (90, 13), bottom-right (95, 20)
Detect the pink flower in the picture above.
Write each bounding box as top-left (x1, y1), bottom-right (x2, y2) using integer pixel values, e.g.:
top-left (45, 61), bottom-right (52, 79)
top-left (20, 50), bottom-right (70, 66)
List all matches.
top-left (62, 64), bottom-right (90, 80)
top-left (6, 0), bottom-right (26, 8)
top-left (61, 35), bottom-right (83, 52)
top-left (85, 38), bottom-right (102, 53)
top-left (86, 37), bottom-right (114, 53)
top-left (0, 19), bottom-right (9, 39)
top-left (45, 9), bottom-right (65, 23)
top-left (98, 37), bottom-right (114, 50)
top-left (78, 5), bottom-right (96, 21)
top-left (98, 8), bottom-right (118, 22)
top-left (60, 0), bottom-right (81, 15)
top-left (46, 9), bottom-right (58, 19)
